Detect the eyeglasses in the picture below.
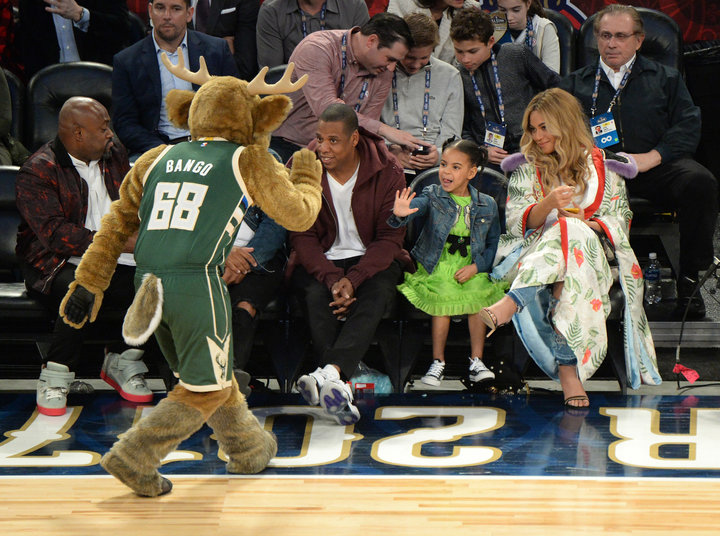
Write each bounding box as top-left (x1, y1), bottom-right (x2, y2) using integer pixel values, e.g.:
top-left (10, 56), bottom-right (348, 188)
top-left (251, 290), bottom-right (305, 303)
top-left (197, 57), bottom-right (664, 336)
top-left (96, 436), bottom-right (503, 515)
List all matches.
top-left (597, 31), bottom-right (639, 43)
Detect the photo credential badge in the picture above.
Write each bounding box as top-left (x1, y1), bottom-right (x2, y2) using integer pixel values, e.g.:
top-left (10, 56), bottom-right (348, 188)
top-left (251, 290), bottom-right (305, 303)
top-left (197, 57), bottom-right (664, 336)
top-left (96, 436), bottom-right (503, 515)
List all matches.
top-left (591, 113), bottom-right (619, 148)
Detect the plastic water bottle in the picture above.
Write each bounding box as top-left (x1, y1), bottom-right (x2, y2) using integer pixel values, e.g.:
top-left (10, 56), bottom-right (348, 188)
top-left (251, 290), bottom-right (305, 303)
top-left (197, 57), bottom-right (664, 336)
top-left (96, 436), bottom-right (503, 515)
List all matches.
top-left (644, 252), bottom-right (662, 305)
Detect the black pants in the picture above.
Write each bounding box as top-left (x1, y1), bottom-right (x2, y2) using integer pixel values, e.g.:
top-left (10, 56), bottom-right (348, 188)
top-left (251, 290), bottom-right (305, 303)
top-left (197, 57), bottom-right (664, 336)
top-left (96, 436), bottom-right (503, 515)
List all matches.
top-left (24, 263), bottom-right (136, 370)
top-left (227, 255), bottom-right (285, 370)
top-left (269, 136), bottom-right (303, 164)
top-left (626, 158), bottom-right (718, 276)
top-left (291, 258), bottom-right (401, 380)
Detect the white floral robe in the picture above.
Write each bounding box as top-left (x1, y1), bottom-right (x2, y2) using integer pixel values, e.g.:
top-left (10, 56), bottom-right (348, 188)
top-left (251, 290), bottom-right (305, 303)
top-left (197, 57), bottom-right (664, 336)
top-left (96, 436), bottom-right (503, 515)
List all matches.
top-left (493, 148), bottom-right (661, 387)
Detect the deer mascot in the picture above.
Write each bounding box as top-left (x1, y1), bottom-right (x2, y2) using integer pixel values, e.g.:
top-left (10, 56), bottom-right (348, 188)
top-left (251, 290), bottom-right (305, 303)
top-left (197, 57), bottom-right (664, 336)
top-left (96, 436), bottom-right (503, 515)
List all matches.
top-left (59, 55), bottom-right (322, 497)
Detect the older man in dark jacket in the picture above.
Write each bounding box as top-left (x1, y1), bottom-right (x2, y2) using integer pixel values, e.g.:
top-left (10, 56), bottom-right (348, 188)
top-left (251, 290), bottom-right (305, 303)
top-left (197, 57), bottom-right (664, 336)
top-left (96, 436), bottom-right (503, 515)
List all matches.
top-left (560, 4), bottom-right (718, 319)
top-left (289, 103), bottom-right (408, 425)
top-left (16, 97), bottom-right (151, 417)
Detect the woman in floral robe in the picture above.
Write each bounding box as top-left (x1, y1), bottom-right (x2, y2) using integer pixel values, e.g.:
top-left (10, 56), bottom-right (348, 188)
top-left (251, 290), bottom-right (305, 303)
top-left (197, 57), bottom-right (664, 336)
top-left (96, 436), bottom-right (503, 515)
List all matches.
top-left (480, 88), bottom-right (661, 407)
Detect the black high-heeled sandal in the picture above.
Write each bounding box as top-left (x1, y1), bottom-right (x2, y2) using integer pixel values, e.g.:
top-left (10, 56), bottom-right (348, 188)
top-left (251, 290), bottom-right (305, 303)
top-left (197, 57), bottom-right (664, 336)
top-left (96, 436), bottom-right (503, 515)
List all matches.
top-left (479, 308), bottom-right (509, 338)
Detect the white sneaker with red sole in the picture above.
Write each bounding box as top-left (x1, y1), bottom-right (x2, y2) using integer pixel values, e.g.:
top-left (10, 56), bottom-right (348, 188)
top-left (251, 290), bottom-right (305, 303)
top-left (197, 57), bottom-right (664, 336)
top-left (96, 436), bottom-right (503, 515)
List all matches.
top-left (36, 362), bottom-right (74, 416)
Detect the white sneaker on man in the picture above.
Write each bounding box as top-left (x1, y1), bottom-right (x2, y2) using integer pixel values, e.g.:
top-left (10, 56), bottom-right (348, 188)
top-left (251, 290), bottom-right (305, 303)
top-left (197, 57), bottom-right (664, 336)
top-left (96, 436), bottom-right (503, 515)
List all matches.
top-left (468, 357), bottom-right (495, 382)
top-left (297, 364), bottom-right (340, 406)
top-left (36, 362), bottom-right (74, 416)
top-left (101, 349), bottom-right (152, 403)
top-left (421, 360), bottom-right (446, 386)
top-left (319, 379), bottom-right (360, 425)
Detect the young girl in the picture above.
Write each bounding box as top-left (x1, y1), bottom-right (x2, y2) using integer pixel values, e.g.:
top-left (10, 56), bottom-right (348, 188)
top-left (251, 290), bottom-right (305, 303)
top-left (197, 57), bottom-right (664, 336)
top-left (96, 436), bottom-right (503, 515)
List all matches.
top-left (497, 0), bottom-right (560, 73)
top-left (388, 139), bottom-right (507, 386)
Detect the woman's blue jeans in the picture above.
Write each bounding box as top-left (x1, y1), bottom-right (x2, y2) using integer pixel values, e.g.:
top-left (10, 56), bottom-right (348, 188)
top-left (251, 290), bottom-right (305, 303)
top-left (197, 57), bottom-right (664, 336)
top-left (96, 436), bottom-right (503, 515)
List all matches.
top-left (507, 285), bottom-right (577, 366)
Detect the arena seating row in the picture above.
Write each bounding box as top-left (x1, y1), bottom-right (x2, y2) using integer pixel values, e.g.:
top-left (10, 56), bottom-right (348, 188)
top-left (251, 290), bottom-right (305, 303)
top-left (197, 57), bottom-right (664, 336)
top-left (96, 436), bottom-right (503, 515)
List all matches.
top-left (1, 162), bottom-right (633, 393)
top-left (3, 8), bottom-right (682, 154)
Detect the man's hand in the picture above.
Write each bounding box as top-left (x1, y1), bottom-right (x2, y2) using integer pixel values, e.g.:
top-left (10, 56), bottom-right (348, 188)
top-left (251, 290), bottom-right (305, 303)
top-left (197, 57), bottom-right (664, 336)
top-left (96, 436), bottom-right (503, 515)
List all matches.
top-left (223, 247), bottom-right (256, 284)
top-left (44, 0), bottom-right (84, 22)
top-left (629, 150), bottom-right (662, 173)
top-left (330, 277), bottom-right (356, 319)
top-left (486, 146), bottom-right (509, 165)
top-left (63, 284), bottom-right (95, 325)
top-left (378, 124), bottom-right (425, 152)
top-left (408, 145), bottom-right (439, 170)
top-left (388, 144), bottom-right (412, 168)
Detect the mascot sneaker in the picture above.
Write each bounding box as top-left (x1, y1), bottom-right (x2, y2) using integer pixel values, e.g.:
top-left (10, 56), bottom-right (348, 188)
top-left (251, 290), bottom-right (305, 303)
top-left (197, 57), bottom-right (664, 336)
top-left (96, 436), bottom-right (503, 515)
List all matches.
top-left (319, 379), bottom-right (360, 425)
top-left (297, 364), bottom-right (340, 406)
top-left (101, 349), bottom-right (153, 403)
top-left (37, 362), bottom-right (74, 416)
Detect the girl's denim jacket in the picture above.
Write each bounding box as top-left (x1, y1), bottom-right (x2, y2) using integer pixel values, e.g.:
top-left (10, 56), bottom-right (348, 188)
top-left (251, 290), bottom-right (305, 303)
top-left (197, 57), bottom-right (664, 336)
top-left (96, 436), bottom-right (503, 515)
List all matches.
top-left (387, 183), bottom-right (500, 274)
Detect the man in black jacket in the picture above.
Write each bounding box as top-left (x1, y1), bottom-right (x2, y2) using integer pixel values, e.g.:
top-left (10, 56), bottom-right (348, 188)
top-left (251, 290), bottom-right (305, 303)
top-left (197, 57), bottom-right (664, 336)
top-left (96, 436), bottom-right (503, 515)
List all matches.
top-left (561, 4), bottom-right (718, 319)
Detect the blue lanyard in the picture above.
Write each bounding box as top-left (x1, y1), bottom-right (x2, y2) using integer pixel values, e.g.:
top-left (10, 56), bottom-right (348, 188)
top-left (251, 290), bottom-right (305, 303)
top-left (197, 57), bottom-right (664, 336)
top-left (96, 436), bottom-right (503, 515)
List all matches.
top-left (524, 16), bottom-right (535, 49)
top-left (391, 66), bottom-right (431, 136)
top-left (470, 51), bottom-right (505, 126)
top-left (590, 58), bottom-right (634, 117)
top-left (300, 2), bottom-right (326, 39)
top-left (340, 32), bottom-right (369, 112)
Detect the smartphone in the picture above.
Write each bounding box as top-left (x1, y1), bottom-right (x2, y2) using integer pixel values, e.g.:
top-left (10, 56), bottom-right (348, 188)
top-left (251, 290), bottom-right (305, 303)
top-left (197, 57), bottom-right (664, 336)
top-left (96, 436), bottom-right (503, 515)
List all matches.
top-left (411, 145), bottom-right (430, 156)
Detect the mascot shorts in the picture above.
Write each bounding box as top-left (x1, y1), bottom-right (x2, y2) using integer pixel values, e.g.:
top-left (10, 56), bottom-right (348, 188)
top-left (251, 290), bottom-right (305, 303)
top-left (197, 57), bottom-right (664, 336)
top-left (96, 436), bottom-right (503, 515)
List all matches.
top-left (136, 268), bottom-right (234, 391)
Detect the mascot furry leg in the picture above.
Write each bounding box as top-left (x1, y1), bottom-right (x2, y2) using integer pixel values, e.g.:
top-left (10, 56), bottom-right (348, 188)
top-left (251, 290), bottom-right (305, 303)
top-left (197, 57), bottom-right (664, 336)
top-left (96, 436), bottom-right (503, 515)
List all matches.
top-left (99, 275), bottom-right (277, 497)
top-left (101, 378), bottom-right (275, 497)
top-left (206, 377), bottom-right (277, 474)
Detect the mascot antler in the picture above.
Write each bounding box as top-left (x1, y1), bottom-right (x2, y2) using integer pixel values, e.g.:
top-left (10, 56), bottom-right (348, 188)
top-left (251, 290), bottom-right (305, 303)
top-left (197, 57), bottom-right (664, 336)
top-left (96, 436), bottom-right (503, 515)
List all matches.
top-left (160, 49), bottom-right (212, 85)
top-left (246, 64), bottom-right (308, 95)
top-left (160, 50), bottom-right (308, 94)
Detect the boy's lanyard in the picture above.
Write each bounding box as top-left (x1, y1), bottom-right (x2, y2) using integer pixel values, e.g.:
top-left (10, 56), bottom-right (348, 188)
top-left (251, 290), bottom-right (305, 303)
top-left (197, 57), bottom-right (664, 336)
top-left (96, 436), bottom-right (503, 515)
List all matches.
top-left (340, 32), bottom-right (369, 113)
top-left (524, 16), bottom-right (535, 49)
top-left (590, 58), bottom-right (635, 117)
top-left (299, 2), bottom-right (326, 38)
top-left (391, 66), bottom-right (431, 137)
top-left (470, 52), bottom-right (505, 127)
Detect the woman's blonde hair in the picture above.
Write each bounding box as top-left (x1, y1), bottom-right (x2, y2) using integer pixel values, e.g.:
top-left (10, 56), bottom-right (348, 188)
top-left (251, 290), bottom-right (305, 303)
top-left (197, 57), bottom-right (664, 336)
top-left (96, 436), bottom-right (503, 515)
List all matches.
top-left (520, 88), bottom-right (594, 194)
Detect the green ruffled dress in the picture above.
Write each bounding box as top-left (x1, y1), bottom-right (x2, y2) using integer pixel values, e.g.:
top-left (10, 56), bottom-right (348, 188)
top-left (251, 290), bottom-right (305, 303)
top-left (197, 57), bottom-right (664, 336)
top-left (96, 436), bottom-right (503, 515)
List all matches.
top-left (398, 194), bottom-right (508, 316)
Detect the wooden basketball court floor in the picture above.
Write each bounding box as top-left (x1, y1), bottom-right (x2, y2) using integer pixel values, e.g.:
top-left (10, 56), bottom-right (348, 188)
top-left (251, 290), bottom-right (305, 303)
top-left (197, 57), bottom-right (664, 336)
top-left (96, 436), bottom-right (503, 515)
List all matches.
top-left (2, 387), bottom-right (720, 535)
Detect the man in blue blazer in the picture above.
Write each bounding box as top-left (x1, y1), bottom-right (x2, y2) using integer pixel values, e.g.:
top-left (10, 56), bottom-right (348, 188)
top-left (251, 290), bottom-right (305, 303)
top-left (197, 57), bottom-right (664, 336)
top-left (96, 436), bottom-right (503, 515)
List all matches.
top-left (112, 0), bottom-right (238, 156)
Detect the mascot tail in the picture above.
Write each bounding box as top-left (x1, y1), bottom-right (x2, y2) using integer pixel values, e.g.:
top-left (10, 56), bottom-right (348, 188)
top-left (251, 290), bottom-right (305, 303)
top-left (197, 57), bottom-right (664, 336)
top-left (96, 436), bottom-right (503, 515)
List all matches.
top-left (123, 273), bottom-right (163, 346)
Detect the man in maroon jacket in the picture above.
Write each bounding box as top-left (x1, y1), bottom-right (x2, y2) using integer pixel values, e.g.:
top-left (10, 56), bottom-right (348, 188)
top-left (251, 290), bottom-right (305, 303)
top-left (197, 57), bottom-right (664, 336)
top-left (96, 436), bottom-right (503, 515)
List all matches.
top-left (290, 103), bottom-right (408, 425)
top-left (16, 97), bottom-right (151, 416)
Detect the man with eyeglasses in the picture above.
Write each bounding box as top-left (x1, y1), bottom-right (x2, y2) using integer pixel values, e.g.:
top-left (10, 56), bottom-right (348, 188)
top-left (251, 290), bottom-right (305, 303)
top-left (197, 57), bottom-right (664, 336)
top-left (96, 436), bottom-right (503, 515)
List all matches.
top-left (561, 3), bottom-right (718, 319)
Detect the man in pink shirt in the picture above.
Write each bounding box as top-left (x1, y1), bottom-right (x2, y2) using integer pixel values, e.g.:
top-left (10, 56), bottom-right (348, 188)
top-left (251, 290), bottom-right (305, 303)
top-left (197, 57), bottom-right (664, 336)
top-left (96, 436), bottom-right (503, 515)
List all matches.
top-left (271, 12), bottom-right (427, 162)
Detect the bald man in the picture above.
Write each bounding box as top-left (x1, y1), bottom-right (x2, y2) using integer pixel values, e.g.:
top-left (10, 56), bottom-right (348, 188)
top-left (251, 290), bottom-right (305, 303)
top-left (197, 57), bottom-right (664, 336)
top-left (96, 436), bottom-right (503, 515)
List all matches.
top-left (16, 97), bottom-right (153, 416)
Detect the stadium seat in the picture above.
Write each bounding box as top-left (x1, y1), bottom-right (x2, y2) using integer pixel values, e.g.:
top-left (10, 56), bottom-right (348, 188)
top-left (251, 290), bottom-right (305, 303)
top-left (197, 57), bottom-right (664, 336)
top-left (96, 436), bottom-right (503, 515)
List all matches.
top-left (576, 7), bottom-right (683, 72)
top-left (0, 166), bottom-right (54, 355)
top-left (544, 9), bottom-right (576, 76)
top-left (25, 62), bottom-right (113, 151)
top-left (3, 69), bottom-right (25, 143)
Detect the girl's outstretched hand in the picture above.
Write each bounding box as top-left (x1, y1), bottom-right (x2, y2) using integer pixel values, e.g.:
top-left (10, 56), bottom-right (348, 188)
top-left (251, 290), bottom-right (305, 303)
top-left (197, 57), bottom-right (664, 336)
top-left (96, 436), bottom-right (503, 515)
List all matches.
top-left (393, 187), bottom-right (419, 217)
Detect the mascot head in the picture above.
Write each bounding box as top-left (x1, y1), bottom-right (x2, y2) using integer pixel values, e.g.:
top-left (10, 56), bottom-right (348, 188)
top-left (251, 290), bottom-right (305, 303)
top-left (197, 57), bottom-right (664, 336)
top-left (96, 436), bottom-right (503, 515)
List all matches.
top-left (161, 51), bottom-right (307, 148)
